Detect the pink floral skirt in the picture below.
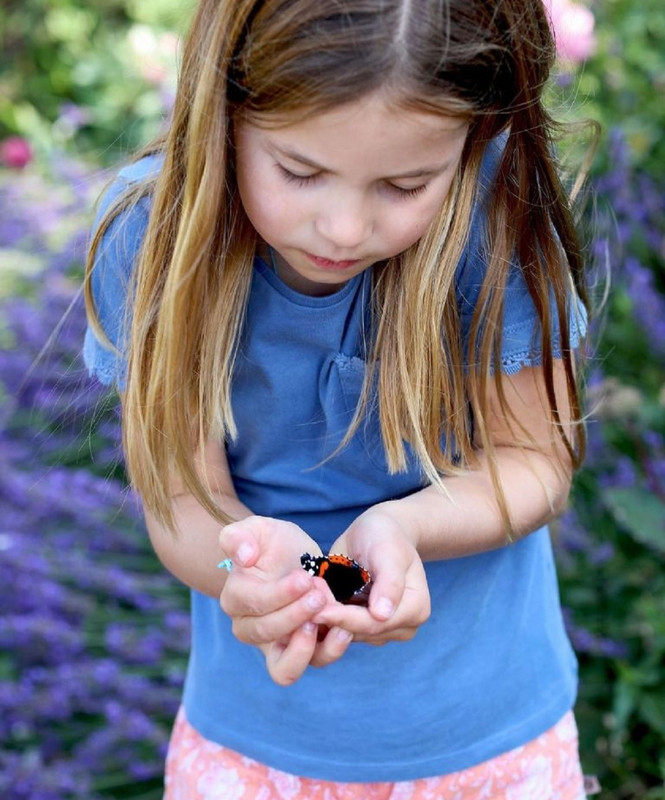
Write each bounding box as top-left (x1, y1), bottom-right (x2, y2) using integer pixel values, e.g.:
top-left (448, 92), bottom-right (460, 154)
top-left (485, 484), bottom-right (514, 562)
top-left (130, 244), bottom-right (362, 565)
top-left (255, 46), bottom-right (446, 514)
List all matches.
top-left (164, 707), bottom-right (588, 799)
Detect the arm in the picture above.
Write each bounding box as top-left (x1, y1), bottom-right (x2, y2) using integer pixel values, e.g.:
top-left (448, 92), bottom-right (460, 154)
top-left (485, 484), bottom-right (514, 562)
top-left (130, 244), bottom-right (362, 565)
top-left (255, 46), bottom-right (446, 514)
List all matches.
top-left (318, 360), bottom-right (574, 640)
top-left (143, 438), bottom-right (252, 598)
top-left (144, 437), bottom-right (349, 684)
top-left (376, 359), bottom-right (574, 560)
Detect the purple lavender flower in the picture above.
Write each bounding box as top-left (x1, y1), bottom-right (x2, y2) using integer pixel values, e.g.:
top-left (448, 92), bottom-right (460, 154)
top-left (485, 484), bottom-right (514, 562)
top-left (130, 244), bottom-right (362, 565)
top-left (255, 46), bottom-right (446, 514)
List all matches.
top-left (592, 128), bottom-right (665, 360)
top-left (1, 158), bottom-right (189, 799)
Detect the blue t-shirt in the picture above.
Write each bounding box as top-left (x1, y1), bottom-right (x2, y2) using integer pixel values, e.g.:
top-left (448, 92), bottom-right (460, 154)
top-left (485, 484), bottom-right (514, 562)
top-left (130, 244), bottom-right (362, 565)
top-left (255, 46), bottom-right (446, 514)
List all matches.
top-left (84, 150), bottom-right (585, 781)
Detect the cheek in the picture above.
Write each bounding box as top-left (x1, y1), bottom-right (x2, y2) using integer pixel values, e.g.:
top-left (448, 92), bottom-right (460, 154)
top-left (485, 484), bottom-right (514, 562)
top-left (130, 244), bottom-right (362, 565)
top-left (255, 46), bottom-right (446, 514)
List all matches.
top-left (235, 148), bottom-right (294, 239)
top-left (238, 179), bottom-right (293, 241)
top-left (388, 175), bottom-right (458, 249)
top-left (384, 203), bottom-right (440, 251)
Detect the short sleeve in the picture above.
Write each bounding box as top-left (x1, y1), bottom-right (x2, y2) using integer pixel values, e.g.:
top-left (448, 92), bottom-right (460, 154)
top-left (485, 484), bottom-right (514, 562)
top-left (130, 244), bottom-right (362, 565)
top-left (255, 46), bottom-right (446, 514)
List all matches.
top-left (455, 138), bottom-right (587, 375)
top-left (83, 158), bottom-right (158, 389)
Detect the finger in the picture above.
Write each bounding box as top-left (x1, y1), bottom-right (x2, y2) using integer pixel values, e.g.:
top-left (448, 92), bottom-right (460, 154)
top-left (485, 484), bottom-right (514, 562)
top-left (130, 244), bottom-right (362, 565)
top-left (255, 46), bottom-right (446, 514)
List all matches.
top-left (310, 626), bottom-right (354, 668)
top-left (351, 625), bottom-right (418, 645)
top-left (363, 547), bottom-right (408, 623)
top-left (315, 608), bottom-right (422, 641)
top-left (314, 581), bottom-right (429, 638)
top-left (231, 587), bottom-right (328, 644)
top-left (265, 622), bottom-right (318, 686)
top-left (314, 603), bottom-right (384, 637)
top-left (220, 567), bottom-right (313, 618)
top-left (219, 515), bottom-right (270, 568)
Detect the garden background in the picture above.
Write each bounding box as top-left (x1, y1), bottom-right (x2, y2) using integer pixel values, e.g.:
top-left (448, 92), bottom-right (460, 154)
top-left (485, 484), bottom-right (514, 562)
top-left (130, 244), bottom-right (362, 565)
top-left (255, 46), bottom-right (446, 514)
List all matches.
top-left (1, 0), bottom-right (663, 798)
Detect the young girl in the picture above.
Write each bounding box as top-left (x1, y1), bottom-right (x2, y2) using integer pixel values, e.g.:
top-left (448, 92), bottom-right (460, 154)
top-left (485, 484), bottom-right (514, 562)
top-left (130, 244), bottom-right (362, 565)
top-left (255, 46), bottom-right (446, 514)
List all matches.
top-left (84, 0), bottom-right (591, 797)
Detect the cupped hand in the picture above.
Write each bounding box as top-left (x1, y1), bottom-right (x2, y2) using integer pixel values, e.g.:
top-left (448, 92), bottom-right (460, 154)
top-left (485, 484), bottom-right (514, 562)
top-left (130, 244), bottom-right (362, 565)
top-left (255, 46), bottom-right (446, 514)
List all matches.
top-left (219, 516), bottom-right (352, 684)
top-left (312, 505), bottom-right (431, 648)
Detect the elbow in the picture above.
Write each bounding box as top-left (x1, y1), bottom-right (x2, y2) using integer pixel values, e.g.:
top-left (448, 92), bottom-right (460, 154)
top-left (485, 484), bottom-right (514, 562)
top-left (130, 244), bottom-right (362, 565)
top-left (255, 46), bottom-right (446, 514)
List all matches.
top-left (541, 457), bottom-right (573, 522)
top-left (145, 511), bottom-right (181, 574)
top-left (508, 452), bottom-right (573, 540)
top-left (551, 476), bottom-right (572, 518)
top-left (550, 446), bottom-right (575, 518)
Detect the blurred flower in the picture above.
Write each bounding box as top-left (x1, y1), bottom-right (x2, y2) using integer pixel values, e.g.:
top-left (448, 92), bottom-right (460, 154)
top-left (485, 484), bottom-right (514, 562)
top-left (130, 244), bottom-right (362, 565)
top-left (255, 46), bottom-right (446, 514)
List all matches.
top-left (0, 157), bottom-right (188, 798)
top-left (587, 377), bottom-right (643, 420)
top-left (53, 103), bottom-right (93, 140)
top-left (624, 257), bottom-right (665, 356)
top-left (127, 24), bottom-right (179, 86)
top-left (546, 0), bottom-right (596, 63)
top-left (562, 609), bottom-right (629, 659)
top-left (0, 137), bottom-right (33, 170)
top-left (594, 129), bottom-right (665, 358)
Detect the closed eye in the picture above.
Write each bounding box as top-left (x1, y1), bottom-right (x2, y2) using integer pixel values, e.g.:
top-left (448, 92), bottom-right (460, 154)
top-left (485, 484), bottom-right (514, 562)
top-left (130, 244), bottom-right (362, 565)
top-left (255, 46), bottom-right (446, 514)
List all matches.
top-left (276, 163), bottom-right (321, 187)
top-left (385, 182), bottom-right (428, 199)
top-left (277, 162), bottom-right (428, 199)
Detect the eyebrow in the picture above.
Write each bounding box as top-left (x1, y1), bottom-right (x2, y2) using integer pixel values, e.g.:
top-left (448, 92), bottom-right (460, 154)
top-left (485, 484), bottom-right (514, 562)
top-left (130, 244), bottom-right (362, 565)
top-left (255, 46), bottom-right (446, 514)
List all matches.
top-left (273, 145), bottom-right (451, 180)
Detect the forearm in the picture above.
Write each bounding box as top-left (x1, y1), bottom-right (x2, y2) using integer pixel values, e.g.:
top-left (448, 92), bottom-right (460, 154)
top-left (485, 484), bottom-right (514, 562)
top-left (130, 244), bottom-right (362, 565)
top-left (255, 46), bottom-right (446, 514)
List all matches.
top-left (376, 445), bottom-right (571, 561)
top-left (145, 491), bottom-right (252, 598)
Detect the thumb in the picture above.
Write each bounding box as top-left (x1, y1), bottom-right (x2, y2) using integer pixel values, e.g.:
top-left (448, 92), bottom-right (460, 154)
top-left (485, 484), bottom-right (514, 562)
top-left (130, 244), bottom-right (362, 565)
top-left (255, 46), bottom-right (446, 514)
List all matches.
top-left (365, 544), bottom-right (406, 622)
top-left (219, 515), bottom-right (268, 568)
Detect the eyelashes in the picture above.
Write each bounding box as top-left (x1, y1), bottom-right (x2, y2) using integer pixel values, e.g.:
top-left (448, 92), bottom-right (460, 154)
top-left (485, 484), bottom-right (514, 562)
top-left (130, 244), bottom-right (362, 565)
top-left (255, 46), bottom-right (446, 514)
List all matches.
top-left (275, 164), bottom-right (428, 199)
top-left (277, 165), bottom-right (320, 188)
top-left (388, 183), bottom-right (428, 199)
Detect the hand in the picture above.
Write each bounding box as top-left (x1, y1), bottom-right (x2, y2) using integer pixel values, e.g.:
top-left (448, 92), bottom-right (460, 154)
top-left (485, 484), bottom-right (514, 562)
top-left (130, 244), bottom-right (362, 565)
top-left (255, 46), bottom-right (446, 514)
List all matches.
top-left (219, 516), bottom-right (353, 684)
top-left (313, 505), bottom-right (431, 647)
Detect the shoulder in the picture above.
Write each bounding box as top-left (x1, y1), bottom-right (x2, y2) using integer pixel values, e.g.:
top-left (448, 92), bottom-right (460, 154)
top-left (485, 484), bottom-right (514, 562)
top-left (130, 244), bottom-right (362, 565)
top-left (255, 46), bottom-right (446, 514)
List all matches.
top-left (92, 154), bottom-right (164, 272)
top-left (85, 155), bottom-right (162, 387)
top-left (117, 152), bottom-right (164, 183)
top-left (96, 153), bottom-right (162, 224)
top-left (88, 155), bottom-right (163, 346)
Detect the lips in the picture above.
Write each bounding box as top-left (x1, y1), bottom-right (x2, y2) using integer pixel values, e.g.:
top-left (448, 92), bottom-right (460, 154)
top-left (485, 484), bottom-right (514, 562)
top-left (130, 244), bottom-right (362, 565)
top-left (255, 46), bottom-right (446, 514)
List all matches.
top-left (305, 252), bottom-right (362, 270)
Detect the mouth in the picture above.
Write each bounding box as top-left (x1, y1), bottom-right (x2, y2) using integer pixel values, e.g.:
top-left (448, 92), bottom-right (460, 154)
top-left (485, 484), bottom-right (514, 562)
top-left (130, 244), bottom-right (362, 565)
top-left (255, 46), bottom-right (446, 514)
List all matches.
top-left (305, 252), bottom-right (363, 270)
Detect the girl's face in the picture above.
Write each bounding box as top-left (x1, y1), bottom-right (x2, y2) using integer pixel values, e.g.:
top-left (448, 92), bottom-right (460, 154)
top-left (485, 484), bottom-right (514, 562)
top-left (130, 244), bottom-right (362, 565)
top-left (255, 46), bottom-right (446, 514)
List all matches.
top-left (234, 91), bottom-right (469, 296)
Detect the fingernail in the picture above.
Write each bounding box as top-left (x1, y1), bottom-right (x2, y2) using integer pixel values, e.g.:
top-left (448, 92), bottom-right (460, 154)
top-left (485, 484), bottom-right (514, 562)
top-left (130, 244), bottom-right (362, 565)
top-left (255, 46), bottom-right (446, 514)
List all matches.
top-left (301, 622), bottom-right (317, 636)
top-left (375, 597), bottom-right (394, 619)
top-left (236, 543), bottom-right (253, 566)
top-left (294, 573), bottom-right (311, 592)
top-left (335, 628), bottom-right (353, 643)
top-left (305, 592), bottom-right (325, 611)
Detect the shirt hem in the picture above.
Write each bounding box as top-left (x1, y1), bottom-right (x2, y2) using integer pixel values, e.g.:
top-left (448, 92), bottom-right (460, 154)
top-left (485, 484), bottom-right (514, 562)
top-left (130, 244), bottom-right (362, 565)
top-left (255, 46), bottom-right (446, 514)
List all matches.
top-left (183, 686), bottom-right (576, 782)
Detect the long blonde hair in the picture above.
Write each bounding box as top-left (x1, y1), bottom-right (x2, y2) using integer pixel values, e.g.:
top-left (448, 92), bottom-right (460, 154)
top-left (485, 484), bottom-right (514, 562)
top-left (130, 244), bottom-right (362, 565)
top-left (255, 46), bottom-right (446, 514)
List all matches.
top-left (85, 0), bottom-right (589, 532)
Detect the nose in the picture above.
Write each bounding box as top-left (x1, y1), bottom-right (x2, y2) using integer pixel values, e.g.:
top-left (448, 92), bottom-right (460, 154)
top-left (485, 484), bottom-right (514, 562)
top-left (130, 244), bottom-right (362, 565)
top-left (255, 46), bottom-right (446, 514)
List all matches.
top-left (315, 198), bottom-right (373, 251)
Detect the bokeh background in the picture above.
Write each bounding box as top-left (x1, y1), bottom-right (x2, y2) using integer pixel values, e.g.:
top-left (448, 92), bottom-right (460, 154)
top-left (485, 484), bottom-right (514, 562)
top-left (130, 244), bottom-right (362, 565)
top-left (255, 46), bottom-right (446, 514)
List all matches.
top-left (1, 0), bottom-right (663, 798)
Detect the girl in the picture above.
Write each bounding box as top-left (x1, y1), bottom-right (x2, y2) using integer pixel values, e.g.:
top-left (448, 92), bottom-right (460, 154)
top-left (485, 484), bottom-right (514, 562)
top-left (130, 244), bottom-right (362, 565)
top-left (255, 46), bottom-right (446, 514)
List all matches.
top-left (84, 0), bottom-right (591, 797)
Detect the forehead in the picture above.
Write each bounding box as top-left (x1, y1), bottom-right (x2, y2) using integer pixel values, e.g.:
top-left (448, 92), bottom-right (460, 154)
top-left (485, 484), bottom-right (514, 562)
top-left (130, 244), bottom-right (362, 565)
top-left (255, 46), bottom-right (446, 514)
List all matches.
top-left (237, 92), bottom-right (469, 173)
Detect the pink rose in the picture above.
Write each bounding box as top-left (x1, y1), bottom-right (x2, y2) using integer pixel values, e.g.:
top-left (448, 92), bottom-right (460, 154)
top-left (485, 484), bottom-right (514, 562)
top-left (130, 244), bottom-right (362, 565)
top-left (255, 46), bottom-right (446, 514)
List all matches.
top-left (547, 0), bottom-right (596, 63)
top-left (0, 136), bottom-right (33, 169)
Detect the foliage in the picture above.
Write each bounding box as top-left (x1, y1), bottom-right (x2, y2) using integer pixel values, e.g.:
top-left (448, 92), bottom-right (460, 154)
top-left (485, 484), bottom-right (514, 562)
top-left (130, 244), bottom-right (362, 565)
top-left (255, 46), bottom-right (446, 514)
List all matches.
top-left (0, 162), bottom-right (189, 799)
top-left (547, 1), bottom-right (665, 796)
top-left (577, 0), bottom-right (665, 175)
top-left (0, 0), bottom-right (663, 799)
top-left (0, 0), bottom-right (189, 165)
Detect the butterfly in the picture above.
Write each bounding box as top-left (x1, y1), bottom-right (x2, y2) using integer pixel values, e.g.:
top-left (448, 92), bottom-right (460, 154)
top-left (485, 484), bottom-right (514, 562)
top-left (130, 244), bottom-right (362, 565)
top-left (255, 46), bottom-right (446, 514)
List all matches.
top-left (300, 553), bottom-right (372, 605)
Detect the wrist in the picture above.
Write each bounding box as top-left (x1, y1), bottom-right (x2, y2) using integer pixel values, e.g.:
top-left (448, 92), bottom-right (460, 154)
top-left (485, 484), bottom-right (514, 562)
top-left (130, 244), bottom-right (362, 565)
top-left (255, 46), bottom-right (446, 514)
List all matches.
top-left (363, 500), bottom-right (423, 553)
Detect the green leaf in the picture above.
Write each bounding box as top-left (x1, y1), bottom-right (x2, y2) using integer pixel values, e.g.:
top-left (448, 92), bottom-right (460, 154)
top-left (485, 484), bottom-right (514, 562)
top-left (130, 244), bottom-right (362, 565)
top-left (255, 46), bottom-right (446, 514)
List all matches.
top-left (639, 693), bottom-right (665, 737)
top-left (604, 488), bottom-right (665, 554)
top-left (613, 679), bottom-right (637, 733)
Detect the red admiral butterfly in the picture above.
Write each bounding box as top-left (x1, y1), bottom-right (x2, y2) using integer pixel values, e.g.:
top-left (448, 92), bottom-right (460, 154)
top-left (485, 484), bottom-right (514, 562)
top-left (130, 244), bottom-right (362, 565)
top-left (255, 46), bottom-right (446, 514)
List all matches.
top-left (300, 553), bottom-right (372, 605)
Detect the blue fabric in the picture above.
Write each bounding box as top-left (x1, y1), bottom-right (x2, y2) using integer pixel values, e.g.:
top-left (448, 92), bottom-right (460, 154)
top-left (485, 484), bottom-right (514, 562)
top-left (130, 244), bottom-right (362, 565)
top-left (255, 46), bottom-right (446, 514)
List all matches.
top-left (83, 158), bottom-right (157, 389)
top-left (84, 148), bottom-right (582, 781)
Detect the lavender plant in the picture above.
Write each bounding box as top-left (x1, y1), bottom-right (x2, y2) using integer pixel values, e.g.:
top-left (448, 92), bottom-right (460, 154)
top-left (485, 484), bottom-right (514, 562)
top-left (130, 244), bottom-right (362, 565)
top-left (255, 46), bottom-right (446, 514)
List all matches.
top-left (1, 0), bottom-right (664, 794)
top-left (1, 160), bottom-right (189, 800)
top-left (545, 2), bottom-right (665, 791)
top-left (554, 127), bottom-right (665, 800)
